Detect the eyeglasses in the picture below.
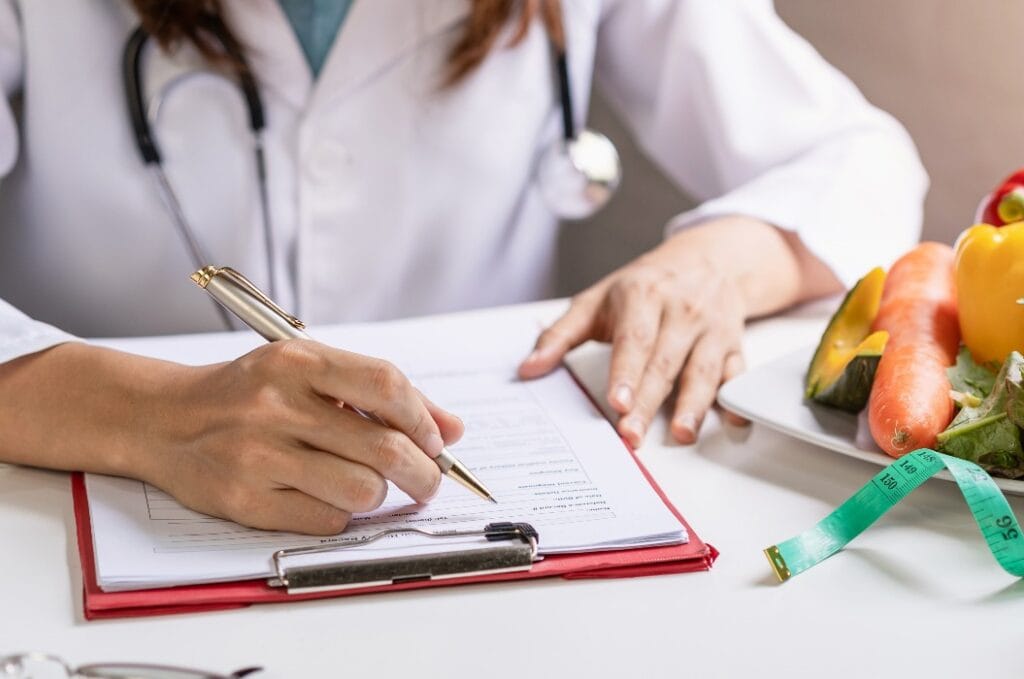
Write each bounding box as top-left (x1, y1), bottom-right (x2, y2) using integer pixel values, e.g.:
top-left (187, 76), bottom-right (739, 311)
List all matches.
top-left (0, 653), bottom-right (262, 679)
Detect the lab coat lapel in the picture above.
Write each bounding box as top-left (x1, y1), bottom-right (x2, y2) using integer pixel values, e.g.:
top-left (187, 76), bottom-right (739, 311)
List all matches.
top-left (221, 0), bottom-right (312, 111)
top-left (310, 0), bottom-right (471, 109)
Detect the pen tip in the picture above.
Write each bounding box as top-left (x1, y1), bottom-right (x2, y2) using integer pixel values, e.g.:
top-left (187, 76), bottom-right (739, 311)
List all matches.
top-left (488, 496), bottom-right (498, 504)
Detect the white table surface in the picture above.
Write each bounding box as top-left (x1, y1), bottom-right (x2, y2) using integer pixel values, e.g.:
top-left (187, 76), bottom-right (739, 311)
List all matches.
top-left (2, 299), bottom-right (1022, 678)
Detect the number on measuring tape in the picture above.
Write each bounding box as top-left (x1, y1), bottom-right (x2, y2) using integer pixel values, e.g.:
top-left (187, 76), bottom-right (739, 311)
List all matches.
top-left (763, 449), bottom-right (1024, 582)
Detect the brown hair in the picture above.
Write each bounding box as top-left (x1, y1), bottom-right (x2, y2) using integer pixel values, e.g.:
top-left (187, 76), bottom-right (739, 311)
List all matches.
top-left (128, 0), bottom-right (564, 86)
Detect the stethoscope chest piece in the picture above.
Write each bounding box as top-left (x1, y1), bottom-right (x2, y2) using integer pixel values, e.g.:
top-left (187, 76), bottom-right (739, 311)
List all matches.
top-left (537, 128), bottom-right (622, 220)
top-left (537, 23), bottom-right (622, 222)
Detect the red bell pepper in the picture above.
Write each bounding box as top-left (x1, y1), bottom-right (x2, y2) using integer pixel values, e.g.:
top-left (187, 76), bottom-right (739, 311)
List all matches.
top-left (977, 169), bottom-right (1024, 226)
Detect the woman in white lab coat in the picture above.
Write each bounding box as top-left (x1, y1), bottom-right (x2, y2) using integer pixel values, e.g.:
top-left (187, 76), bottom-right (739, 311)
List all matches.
top-left (0, 0), bottom-right (926, 533)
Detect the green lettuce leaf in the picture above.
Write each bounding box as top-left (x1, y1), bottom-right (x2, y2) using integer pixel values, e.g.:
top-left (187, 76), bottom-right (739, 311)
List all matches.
top-left (1007, 358), bottom-right (1024, 430)
top-left (946, 347), bottom-right (997, 399)
top-left (937, 351), bottom-right (1024, 468)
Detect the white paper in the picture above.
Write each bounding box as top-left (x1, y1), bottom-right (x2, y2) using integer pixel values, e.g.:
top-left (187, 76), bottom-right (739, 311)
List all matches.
top-left (87, 307), bottom-right (687, 591)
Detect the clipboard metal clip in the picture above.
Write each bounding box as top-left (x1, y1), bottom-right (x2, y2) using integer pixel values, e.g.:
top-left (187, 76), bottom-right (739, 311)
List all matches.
top-left (268, 522), bottom-right (540, 595)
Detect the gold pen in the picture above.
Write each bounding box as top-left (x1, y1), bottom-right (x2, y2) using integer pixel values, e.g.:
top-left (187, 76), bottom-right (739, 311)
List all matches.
top-left (190, 265), bottom-right (496, 503)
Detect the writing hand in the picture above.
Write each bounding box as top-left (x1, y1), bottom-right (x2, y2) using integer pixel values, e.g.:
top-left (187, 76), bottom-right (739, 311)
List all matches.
top-left (144, 340), bottom-right (463, 534)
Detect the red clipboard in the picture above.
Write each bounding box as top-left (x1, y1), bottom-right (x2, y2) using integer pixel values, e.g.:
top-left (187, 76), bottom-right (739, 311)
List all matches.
top-left (72, 433), bottom-right (716, 620)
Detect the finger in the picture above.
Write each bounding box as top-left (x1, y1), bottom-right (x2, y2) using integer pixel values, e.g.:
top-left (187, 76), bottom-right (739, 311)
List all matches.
top-left (418, 388), bottom-right (465, 445)
top-left (297, 403), bottom-right (442, 503)
top-left (518, 297), bottom-right (598, 379)
top-left (605, 288), bottom-right (663, 414)
top-left (273, 444), bottom-right (392, 514)
top-left (617, 316), bottom-right (700, 447)
top-left (719, 352), bottom-right (750, 427)
top-left (670, 334), bottom-right (730, 444)
top-left (240, 488), bottom-right (352, 535)
top-left (292, 343), bottom-right (445, 459)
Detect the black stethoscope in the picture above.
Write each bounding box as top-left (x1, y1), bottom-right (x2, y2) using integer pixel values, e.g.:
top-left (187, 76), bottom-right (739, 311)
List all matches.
top-left (123, 10), bottom-right (621, 326)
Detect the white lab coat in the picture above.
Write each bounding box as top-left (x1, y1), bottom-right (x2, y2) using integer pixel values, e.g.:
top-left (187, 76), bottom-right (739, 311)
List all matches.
top-left (0, 0), bottom-right (927, 364)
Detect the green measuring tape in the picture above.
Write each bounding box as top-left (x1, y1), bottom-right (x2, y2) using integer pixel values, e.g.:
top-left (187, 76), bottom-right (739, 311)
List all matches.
top-left (764, 448), bottom-right (1024, 582)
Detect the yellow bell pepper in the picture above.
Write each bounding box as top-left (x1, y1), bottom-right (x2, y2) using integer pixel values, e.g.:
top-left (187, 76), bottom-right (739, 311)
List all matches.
top-left (955, 222), bottom-right (1024, 365)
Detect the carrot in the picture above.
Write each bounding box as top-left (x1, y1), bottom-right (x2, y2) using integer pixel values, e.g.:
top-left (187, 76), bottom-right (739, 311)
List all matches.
top-left (868, 242), bottom-right (960, 457)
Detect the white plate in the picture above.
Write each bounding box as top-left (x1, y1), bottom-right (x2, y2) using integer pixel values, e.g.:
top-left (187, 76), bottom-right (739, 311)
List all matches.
top-left (717, 347), bottom-right (1024, 497)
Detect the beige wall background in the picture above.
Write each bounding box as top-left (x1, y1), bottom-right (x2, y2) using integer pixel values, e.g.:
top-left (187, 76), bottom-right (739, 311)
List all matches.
top-left (557, 1), bottom-right (1024, 295)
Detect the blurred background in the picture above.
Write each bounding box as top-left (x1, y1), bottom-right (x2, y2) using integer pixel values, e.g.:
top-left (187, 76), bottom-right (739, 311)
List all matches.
top-left (557, 0), bottom-right (1022, 295)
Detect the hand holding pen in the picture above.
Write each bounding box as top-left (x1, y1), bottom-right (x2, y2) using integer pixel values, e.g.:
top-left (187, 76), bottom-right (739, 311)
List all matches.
top-left (146, 334), bottom-right (465, 533)
top-left (92, 266), bottom-right (488, 537)
top-left (187, 267), bottom-right (494, 522)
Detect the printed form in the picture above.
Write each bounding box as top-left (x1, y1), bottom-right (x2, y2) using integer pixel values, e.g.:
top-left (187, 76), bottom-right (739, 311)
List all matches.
top-left (87, 309), bottom-right (687, 591)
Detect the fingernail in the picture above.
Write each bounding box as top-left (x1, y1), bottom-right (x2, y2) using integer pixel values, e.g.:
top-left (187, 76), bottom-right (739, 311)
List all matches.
top-left (613, 384), bottom-right (633, 410)
top-left (425, 433), bottom-right (445, 457)
top-left (530, 346), bottom-right (557, 363)
top-left (673, 413), bottom-right (698, 442)
top-left (525, 350), bottom-right (542, 364)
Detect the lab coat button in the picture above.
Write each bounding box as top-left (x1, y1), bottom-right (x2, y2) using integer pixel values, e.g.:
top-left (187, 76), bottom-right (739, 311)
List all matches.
top-left (308, 141), bottom-right (350, 183)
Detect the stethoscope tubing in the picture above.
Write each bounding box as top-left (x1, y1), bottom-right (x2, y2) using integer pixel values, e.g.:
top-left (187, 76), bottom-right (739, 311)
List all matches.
top-left (554, 50), bottom-right (576, 142)
top-left (123, 6), bottom-right (615, 330)
top-left (123, 18), bottom-right (277, 329)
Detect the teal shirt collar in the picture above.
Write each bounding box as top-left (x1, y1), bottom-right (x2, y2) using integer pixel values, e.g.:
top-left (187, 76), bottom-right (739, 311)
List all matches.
top-left (277, 0), bottom-right (354, 78)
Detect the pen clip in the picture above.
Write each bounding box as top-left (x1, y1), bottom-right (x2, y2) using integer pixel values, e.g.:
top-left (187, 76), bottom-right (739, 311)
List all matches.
top-left (193, 265), bottom-right (305, 330)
